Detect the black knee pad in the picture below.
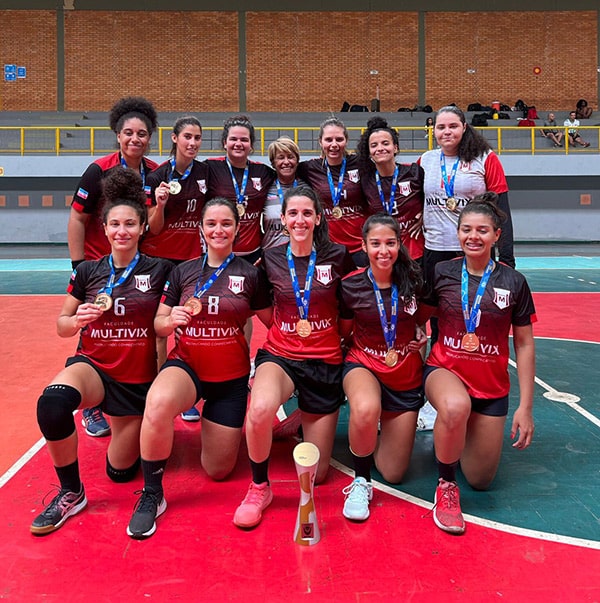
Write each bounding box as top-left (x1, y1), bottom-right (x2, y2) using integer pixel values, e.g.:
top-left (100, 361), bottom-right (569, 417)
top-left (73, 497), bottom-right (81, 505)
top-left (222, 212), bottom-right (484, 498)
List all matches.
top-left (36, 384), bottom-right (81, 441)
top-left (106, 455), bottom-right (141, 483)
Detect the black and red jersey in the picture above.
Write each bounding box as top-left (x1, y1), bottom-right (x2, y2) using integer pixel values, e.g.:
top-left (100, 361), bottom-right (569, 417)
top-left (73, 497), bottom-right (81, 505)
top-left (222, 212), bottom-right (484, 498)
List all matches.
top-left (341, 268), bottom-right (428, 391)
top-left (71, 152), bottom-right (158, 260)
top-left (297, 155), bottom-right (368, 254)
top-left (205, 158), bottom-right (275, 254)
top-left (360, 162), bottom-right (425, 260)
top-left (426, 259), bottom-right (536, 398)
top-left (162, 256), bottom-right (271, 381)
top-left (261, 243), bottom-right (355, 363)
top-left (140, 160), bottom-right (208, 261)
top-left (67, 254), bottom-right (172, 383)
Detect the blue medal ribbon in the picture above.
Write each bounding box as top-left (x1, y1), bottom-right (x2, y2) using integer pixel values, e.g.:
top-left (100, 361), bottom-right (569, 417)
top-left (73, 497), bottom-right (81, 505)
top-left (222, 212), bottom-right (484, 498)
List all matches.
top-left (98, 252), bottom-right (140, 296)
top-left (368, 268), bottom-right (398, 352)
top-left (192, 253), bottom-right (235, 300)
top-left (275, 178), bottom-right (298, 205)
top-left (375, 164), bottom-right (399, 215)
top-left (286, 244), bottom-right (316, 321)
top-left (325, 158), bottom-right (346, 207)
top-left (120, 155), bottom-right (146, 187)
top-left (226, 158), bottom-right (249, 210)
top-left (461, 258), bottom-right (494, 333)
top-left (169, 157), bottom-right (193, 186)
top-left (439, 153), bottom-right (459, 200)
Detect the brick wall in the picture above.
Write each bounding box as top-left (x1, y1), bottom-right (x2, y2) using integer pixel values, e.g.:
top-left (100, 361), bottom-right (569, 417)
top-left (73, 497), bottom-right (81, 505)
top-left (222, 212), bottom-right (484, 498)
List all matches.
top-left (0, 10), bottom-right (57, 111)
top-left (0, 9), bottom-right (597, 113)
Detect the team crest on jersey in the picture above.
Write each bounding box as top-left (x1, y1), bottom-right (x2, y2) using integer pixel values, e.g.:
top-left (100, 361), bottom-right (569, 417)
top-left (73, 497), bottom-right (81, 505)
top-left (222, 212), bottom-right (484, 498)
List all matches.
top-left (493, 288), bottom-right (511, 309)
top-left (251, 177), bottom-right (263, 191)
top-left (197, 179), bottom-right (207, 194)
top-left (403, 295), bottom-right (417, 315)
top-left (348, 169), bottom-right (359, 183)
top-left (228, 276), bottom-right (245, 294)
top-left (135, 275), bottom-right (151, 292)
top-left (398, 181), bottom-right (412, 197)
top-left (459, 160), bottom-right (471, 172)
top-left (315, 265), bottom-right (332, 285)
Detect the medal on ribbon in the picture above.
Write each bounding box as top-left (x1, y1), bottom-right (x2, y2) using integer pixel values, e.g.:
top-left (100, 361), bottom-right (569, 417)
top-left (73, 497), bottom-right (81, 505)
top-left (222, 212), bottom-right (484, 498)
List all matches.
top-left (287, 245), bottom-right (316, 338)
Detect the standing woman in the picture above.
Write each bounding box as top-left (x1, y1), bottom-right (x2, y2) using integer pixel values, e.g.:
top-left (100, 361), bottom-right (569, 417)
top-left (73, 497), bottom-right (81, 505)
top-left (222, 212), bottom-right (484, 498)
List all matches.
top-left (418, 105), bottom-right (515, 342)
top-left (141, 115), bottom-right (207, 262)
top-left (262, 137), bottom-right (306, 250)
top-left (233, 185), bottom-right (355, 529)
top-left (30, 168), bottom-right (172, 535)
top-left (424, 193), bottom-right (535, 535)
top-left (127, 198), bottom-right (272, 540)
top-left (297, 117), bottom-right (369, 266)
top-left (357, 116), bottom-right (425, 262)
top-left (338, 214), bottom-right (429, 521)
top-left (205, 115), bottom-right (275, 264)
top-left (67, 96), bottom-right (159, 436)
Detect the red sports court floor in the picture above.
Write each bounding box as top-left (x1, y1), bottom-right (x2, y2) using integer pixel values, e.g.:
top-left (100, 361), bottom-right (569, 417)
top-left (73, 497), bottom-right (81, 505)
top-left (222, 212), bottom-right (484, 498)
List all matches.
top-left (0, 256), bottom-right (599, 601)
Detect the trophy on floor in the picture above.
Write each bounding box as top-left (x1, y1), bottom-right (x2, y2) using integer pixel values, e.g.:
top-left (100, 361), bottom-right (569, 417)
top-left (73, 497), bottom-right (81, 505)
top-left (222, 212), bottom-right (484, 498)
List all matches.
top-left (293, 442), bottom-right (320, 546)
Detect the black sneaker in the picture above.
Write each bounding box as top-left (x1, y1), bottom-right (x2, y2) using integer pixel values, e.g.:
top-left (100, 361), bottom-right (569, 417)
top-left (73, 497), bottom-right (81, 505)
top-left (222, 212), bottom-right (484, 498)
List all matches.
top-left (30, 486), bottom-right (87, 535)
top-left (127, 489), bottom-right (167, 539)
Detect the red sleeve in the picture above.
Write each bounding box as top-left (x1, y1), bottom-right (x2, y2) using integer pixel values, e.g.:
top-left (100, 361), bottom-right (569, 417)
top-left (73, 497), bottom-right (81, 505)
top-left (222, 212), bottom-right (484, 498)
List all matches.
top-left (483, 153), bottom-right (508, 194)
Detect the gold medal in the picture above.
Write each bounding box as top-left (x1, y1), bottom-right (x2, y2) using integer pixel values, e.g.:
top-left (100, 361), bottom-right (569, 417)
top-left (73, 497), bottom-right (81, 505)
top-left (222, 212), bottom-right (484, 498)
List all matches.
top-left (461, 332), bottom-right (480, 352)
top-left (446, 197), bottom-right (457, 211)
top-left (169, 180), bottom-right (182, 195)
top-left (296, 319), bottom-right (312, 338)
top-left (384, 349), bottom-right (399, 367)
top-left (93, 293), bottom-right (113, 311)
top-left (331, 206), bottom-right (343, 219)
top-left (184, 297), bottom-right (202, 316)
top-left (237, 204), bottom-right (246, 217)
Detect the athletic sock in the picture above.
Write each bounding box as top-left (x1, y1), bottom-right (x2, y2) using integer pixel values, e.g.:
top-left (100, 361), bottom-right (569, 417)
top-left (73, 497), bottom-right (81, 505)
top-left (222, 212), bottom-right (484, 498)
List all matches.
top-left (141, 458), bottom-right (167, 495)
top-left (55, 459), bottom-right (82, 493)
top-left (436, 458), bottom-right (459, 483)
top-left (250, 458), bottom-right (270, 485)
top-left (350, 450), bottom-right (373, 482)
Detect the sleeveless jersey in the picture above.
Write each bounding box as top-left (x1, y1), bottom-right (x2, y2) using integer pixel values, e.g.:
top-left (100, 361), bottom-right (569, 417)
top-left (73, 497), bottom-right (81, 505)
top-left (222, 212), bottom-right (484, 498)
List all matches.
top-left (67, 254), bottom-right (171, 383)
top-left (71, 152), bottom-right (158, 260)
top-left (341, 268), bottom-right (428, 391)
top-left (418, 149), bottom-right (508, 252)
top-left (162, 255), bottom-right (271, 381)
top-left (360, 162), bottom-right (425, 260)
top-left (205, 158), bottom-right (275, 254)
top-left (297, 155), bottom-right (368, 254)
top-left (140, 159), bottom-right (208, 262)
top-left (261, 243), bottom-right (355, 363)
top-left (425, 259), bottom-right (536, 398)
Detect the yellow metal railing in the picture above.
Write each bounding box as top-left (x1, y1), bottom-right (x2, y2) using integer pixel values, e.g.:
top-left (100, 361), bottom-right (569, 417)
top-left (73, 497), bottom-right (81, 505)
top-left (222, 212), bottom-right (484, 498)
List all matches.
top-left (0, 125), bottom-right (598, 156)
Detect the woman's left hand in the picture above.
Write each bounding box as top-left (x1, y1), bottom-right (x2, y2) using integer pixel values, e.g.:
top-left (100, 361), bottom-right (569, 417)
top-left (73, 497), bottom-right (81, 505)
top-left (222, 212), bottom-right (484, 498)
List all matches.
top-left (511, 406), bottom-right (535, 449)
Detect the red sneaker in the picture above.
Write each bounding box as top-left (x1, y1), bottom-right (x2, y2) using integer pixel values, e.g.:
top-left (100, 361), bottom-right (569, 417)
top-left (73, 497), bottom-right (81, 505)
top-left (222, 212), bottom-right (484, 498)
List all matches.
top-left (433, 479), bottom-right (465, 534)
top-left (233, 482), bottom-right (273, 528)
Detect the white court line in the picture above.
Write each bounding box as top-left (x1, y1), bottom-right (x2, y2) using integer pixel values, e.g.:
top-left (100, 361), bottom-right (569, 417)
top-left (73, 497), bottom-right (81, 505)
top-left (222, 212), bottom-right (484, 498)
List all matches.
top-left (330, 459), bottom-right (600, 551)
top-left (0, 437), bottom-right (46, 489)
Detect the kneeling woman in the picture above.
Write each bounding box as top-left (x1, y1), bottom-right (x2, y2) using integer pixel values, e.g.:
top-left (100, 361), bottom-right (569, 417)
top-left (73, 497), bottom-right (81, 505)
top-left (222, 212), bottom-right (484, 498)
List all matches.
top-left (233, 185), bottom-right (355, 529)
top-left (424, 193), bottom-right (536, 535)
top-left (31, 168), bottom-right (172, 535)
top-left (339, 214), bottom-right (429, 521)
top-left (127, 197), bottom-right (272, 539)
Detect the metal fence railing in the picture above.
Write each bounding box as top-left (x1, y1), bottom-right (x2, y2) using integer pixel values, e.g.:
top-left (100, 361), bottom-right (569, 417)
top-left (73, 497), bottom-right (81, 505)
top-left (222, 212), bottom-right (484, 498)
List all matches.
top-left (0, 125), bottom-right (598, 156)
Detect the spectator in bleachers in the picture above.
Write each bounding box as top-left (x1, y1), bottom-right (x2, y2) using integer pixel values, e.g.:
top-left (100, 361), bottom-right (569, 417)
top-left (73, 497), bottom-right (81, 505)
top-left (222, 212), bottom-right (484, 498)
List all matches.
top-left (540, 113), bottom-right (564, 147)
top-left (575, 99), bottom-right (593, 120)
top-left (564, 111), bottom-right (591, 147)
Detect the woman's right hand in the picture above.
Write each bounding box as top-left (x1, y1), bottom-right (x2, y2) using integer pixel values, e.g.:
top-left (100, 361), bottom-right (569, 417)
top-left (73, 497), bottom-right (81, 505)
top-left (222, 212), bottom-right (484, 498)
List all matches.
top-left (155, 181), bottom-right (170, 207)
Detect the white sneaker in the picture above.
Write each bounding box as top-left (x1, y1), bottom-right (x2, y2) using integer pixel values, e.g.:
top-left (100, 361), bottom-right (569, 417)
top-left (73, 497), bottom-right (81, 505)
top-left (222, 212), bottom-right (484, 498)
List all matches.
top-left (342, 477), bottom-right (373, 521)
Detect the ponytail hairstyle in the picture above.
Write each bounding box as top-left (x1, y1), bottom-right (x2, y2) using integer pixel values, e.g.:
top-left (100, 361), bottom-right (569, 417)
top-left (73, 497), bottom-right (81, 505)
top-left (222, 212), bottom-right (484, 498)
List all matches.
top-left (170, 115), bottom-right (202, 156)
top-left (101, 167), bottom-right (147, 225)
top-left (282, 184), bottom-right (331, 251)
top-left (362, 213), bottom-right (423, 299)
top-left (221, 114), bottom-right (255, 148)
top-left (109, 96), bottom-right (158, 136)
top-left (458, 191), bottom-right (507, 231)
top-left (318, 116), bottom-right (349, 158)
top-left (357, 116), bottom-right (399, 174)
top-left (201, 196), bottom-right (240, 229)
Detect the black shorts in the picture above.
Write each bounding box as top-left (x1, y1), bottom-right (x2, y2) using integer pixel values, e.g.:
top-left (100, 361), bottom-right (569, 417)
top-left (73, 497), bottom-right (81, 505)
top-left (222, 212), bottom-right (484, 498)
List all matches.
top-left (65, 355), bottom-right (149, 417)
top-left (255, 348), bottom-right (344, 415)
top-left (422, 365), bottom-right (509, 417)
top-left (161, 359), bottom-right (249, 428)
top-left (343, 362), bottom-right (424, 412)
